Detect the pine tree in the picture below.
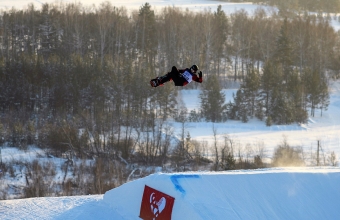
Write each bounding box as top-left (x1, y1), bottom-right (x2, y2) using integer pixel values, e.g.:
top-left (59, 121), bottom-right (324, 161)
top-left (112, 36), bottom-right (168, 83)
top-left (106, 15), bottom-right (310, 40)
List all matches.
top-left (233, 89), bottom-right (249, 122)
top-left (243, 68), bottom-right (261, 117)
top-left (286, 69), bottom-right (308, 124)
top-left (212, 5), bottom-right (228, 76)
top-left (260, 60), bottom-right (279, 117)
top-left (136, 3), bottom-right (157, 64)
top-left (275, 18), bottom-right (294, 84)
top-left (303, 68), bottom-right (329, 117)
top-left (200, 75), bottom-right (227, 122)
top-left (232, 67), bottom-right (260, 122)
top-left (38, 4), bottom-right (57, 57)
top-left (268, 85), bottom-right (296, 125)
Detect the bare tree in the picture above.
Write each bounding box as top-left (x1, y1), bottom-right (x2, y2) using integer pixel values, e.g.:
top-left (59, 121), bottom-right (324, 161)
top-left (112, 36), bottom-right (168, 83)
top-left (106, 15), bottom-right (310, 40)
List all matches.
top-left (212, 125), bottom-right (219, 171)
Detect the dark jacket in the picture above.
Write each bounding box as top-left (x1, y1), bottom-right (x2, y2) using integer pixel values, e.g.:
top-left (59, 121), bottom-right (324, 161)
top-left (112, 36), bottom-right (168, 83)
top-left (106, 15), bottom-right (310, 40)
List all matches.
top-left (177, 68), bottom-right (203, 86)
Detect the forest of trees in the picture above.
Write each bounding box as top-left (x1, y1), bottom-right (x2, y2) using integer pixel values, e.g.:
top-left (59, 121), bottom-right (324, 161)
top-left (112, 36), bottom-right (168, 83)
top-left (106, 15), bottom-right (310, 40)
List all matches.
top-left (0, 1), bottom-right (339, 153)
top-left (234, 0), bottom-right (340, 13)
top-left (0, 1), bottom-right (339, 196)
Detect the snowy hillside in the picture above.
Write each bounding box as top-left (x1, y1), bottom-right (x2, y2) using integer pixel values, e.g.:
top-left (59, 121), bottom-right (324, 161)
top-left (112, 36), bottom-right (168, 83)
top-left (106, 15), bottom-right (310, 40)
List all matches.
top-left (173, 81), bottom-right (340, 163)
top-left (1, 168), bottom-right (340, 220)
top-left (0, 0), bottom-right (272, 14)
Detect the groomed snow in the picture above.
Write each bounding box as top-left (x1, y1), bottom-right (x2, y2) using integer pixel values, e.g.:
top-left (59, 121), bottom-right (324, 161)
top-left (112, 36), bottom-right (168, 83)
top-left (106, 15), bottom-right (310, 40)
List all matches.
top-left (1, 168), bottom-right (340, 219)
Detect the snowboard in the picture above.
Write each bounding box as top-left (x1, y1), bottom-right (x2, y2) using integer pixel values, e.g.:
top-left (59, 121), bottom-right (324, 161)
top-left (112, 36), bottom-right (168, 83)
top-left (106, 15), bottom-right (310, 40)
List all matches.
top-left (150, 78), bottom-right (161, 87)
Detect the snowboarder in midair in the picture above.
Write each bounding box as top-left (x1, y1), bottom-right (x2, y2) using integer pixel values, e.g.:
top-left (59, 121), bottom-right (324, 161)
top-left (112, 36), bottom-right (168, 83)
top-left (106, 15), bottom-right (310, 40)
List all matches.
top-left (150, 64), bottom-right (203, 87)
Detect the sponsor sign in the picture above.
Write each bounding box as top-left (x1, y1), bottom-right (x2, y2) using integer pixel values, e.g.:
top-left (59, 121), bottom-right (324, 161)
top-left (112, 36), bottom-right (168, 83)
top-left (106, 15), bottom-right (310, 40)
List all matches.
top-left (139, 185), bottom-right (175, 220)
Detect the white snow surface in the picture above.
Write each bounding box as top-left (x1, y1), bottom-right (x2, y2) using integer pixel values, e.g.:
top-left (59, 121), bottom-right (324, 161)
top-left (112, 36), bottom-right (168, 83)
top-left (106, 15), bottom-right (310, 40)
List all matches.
top-left (0, 0), bottom-right (271, 15)
top-left (1, 168), bottom-right (340, 219)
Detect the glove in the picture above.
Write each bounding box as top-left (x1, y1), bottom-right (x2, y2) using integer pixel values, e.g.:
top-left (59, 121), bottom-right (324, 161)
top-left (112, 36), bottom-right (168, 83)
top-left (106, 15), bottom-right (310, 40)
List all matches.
top-left (198, 71), bottom-right (202, 78)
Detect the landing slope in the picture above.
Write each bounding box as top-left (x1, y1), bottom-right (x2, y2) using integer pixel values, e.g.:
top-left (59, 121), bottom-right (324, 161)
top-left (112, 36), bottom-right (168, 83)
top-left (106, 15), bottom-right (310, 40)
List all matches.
top-left (1, 168), bottom-right (339, 220)
top-left (103, 168), bottom-right (340, 220)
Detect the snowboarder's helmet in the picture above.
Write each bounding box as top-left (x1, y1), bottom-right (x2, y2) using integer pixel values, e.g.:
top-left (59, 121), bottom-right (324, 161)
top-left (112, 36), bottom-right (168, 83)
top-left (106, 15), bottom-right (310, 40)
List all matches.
top-left (191, 64), bottom-right (199, 72)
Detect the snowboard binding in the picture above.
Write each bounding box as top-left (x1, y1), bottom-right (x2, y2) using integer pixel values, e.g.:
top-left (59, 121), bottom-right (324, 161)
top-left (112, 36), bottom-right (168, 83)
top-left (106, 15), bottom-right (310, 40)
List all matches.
top-left (150, 78), bottom-right (163, 87)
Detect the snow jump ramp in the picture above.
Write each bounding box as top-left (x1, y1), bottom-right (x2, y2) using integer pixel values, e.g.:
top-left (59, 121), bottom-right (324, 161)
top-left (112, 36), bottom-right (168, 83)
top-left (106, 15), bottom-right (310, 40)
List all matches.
top-left (103, 168), bottom-right (340, 220)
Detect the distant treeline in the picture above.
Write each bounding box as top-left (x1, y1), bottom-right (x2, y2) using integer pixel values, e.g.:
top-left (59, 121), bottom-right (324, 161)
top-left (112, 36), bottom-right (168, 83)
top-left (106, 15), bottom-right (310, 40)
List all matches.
top-left (0, 2), bottom-right (339, 159)
top-left (231, 0), bottom-right (340, 13)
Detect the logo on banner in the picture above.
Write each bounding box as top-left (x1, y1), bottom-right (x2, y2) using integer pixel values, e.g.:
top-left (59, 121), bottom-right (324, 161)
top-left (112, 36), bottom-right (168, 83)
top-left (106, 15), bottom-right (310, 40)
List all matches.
top-left (139, 185), bottom-right (175, 220)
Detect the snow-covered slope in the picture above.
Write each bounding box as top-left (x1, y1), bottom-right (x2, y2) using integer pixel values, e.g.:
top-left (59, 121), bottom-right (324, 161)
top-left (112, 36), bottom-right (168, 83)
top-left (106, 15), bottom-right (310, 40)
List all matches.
top-left (1, 168), bottom-right (340, 219)
top-left (103, 168), bottom-right (340, 220)
top-left (0, 0), bottom-right (271, 14)
top-left (174, 85), bottom-right (340, 163)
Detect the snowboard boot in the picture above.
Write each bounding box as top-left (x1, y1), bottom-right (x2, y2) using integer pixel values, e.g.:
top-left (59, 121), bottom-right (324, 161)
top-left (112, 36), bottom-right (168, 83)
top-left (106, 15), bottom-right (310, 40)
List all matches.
top-left (150, 74), bottom-right (169, 87)
top-left (150, 78), bottom-right (161, 87)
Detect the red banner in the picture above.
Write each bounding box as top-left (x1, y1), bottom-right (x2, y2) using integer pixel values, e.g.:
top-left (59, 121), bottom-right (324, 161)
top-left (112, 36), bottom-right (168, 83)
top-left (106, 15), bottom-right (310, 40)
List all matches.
top-left (139, 185), bottom-right (175, 220)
